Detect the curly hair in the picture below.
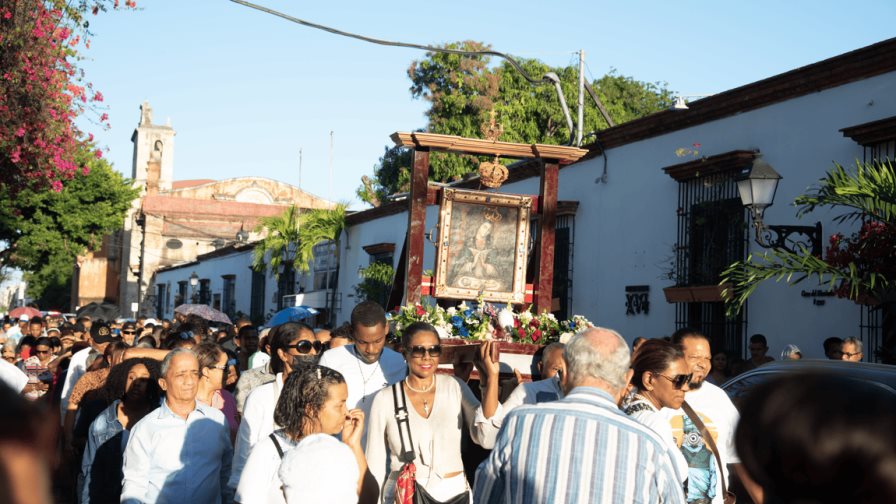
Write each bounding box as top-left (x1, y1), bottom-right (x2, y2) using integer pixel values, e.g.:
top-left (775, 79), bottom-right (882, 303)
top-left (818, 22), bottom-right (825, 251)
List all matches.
top-left (274, 365), bottom-right (345, 439)
top-left (104, 357), bottom-right (162, 403)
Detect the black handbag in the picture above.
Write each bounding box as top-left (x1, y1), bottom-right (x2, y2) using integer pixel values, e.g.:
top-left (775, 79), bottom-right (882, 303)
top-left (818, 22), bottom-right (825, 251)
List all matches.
top-left (391, 383), bottom-right (469, 504)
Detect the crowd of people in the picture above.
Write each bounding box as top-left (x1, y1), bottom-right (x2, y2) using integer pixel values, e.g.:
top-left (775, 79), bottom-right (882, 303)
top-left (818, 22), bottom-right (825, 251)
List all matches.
top-left (0, 301), bottom-right (894, 504)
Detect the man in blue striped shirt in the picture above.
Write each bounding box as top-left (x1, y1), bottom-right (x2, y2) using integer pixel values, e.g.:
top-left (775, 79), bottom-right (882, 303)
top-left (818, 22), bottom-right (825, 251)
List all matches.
top-left (474, 328), bottom-right (687, 504)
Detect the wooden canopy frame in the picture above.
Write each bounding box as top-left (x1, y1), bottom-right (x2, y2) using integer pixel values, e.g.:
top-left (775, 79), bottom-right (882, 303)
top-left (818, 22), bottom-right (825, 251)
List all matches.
top-left (391, 131), bottom-right (587, 313)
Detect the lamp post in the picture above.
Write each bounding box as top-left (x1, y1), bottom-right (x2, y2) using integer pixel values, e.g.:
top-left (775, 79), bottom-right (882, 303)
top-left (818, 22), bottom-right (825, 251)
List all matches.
top-left (189, 271), bottom-right (199, 303)
top-left (736, 155), bottom-right (822, 256)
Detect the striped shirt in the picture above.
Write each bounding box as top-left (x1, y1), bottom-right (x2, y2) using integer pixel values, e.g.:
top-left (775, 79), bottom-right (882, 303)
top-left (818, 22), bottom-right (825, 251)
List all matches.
top-left (474, 387), bottom-right (687, 504)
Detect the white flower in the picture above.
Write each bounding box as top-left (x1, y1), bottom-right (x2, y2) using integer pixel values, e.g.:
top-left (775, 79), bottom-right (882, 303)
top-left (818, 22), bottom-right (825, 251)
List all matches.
top-left (447, 307), bottom-right (457, 316)
top-left (497, 309), bottom-right (515, 330)
top-left (559, 332), bottom-right (574, 344)
top-left (519, 310), bottom-right (533, 324)
top-left (546, 313), bottom-right (557, 322)
top-left (458, 301), bottom-right (469, 311)
top-left (434, 325), bottom-right (450, 340)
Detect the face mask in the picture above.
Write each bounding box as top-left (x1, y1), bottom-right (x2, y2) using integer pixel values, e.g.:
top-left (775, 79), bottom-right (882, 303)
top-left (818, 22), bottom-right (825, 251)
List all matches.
top-left (291, 353), bottom-right (320, 369)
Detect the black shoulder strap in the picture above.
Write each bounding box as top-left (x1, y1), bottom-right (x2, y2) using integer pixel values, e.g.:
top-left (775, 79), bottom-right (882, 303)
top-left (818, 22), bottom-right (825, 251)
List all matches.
top-left (269, 432), bottom-right (285, 459)
top-left (391, 382), bottom-right (416, 463)
top-left (681, 401), bottom-right (728, 496)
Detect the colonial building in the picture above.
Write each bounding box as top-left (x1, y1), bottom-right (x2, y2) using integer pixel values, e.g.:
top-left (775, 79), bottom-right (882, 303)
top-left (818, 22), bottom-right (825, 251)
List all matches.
top-left (72, 102), bottom-right (335, 317)
top-left (331, 38), bottom-right (896, 360)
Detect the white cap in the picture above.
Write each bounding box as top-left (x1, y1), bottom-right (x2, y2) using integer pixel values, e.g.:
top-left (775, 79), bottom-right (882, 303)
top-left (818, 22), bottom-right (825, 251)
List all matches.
top-left (19, 315), bottom-right (30, 322)
top-left (143, 318), bottom-right (159, 326)
top-left (279, 434), bottom-right (358, 504)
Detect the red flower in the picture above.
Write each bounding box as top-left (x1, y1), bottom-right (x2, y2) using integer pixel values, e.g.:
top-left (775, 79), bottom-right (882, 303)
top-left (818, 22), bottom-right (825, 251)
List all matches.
top-left (531, 329), bottom-right (542, 342)
top-left (415, 305), bottom-right (425, 316)
top-left (513, 318), bottom-right (521, 328)
top-left (529, 319), bottom-right (540, 328)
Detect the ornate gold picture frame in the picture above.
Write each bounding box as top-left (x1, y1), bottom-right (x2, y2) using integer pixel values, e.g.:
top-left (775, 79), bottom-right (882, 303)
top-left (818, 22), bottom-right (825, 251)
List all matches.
top-left (434, 188), bottom-right (531, 303)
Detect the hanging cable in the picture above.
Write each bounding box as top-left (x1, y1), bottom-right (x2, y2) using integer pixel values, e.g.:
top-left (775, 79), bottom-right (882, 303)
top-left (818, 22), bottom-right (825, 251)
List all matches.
top-left (229, 0), bottom-right (578, 144)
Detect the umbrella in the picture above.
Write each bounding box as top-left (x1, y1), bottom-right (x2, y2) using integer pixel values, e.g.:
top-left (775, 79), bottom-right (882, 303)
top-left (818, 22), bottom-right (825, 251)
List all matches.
top-left (76, 302), bottom-right (121, 321)
top-left (174, 304), bottom-right (232, 325)
top-left (9, 306), bottom-right (41, 319)
top-left (266, 306), bottom-right (319, 327)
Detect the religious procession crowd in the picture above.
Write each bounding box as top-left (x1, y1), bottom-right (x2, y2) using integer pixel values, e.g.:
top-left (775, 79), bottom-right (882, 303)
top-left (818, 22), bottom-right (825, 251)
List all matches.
top-left (0, 300), bottom-right (894, 504)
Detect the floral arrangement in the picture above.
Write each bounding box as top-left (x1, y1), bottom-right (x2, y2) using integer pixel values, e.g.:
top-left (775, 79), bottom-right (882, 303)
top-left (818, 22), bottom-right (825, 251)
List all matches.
top-left (389, 298), bottom-right (593, 345)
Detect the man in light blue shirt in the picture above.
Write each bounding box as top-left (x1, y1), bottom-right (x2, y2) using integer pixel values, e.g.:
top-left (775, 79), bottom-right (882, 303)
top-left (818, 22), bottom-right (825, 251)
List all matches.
top-left (121, 348), bottom-right (233, 504)
top-left (474, 328), bottom-right (686, 504)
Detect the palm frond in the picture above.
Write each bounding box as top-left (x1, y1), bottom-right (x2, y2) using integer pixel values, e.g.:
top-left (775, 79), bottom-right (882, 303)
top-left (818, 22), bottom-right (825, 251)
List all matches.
top-left (796, 159), bottom-right (896, 223)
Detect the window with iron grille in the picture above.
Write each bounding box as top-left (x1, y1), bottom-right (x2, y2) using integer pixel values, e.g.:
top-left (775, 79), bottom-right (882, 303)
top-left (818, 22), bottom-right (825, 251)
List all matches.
top-left (199, 279), bottom-right (211, 305)
top-left (222, 275), bottom-right (236, 316)
top-left (664, 152), bottom-right (753, 358)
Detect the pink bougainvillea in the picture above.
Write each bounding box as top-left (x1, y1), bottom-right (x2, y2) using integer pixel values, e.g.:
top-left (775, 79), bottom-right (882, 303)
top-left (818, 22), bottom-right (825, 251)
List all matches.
top-left (0, 0), bottom-right (135, 192)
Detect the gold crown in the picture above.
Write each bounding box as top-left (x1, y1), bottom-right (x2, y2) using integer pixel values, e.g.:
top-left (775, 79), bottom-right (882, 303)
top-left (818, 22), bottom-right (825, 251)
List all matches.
top-left (483, 206), bottom-right (503, 223)
top-left (479, 155), bottom-right (508, 188)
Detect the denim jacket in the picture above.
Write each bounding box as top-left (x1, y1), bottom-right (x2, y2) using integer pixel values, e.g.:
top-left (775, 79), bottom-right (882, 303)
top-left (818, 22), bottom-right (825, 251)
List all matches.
top-left (80, 400), bottom-right (127, 504)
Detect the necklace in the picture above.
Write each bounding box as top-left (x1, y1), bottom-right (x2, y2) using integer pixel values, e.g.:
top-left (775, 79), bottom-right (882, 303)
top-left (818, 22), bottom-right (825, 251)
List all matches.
top-left (405, 377), bottom-right (435, 417)
top-left (354, 346), bottom-right (382, 404)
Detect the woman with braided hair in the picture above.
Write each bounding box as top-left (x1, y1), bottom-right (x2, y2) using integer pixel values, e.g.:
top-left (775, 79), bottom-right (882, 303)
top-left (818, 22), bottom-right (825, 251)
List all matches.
top-left (235, 364), bottom-right (368, 504)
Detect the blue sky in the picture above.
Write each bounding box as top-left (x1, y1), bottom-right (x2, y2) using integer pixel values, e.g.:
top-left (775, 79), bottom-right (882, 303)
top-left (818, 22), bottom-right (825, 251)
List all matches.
top-left (78, 0), bottom-right (896, 208)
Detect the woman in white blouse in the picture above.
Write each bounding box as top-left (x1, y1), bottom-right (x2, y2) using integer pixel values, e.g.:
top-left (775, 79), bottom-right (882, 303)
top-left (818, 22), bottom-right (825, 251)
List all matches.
top-left (365, 322), bottom-right (500, 503)
top-left (624, 338), bottom-right (691, 486)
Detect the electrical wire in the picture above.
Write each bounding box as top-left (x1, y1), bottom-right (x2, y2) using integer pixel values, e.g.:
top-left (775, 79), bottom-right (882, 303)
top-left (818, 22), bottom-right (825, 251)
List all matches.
top-left (230, 0), bottom-right (551, 86)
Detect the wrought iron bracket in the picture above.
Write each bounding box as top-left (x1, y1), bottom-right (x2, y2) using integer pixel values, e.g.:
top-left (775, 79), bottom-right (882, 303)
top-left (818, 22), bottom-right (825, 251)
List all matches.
top-left (754, 221), bottom-right (822, 256)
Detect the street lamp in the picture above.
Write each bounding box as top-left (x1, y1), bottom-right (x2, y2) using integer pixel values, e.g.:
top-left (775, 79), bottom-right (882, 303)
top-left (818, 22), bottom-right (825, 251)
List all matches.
top-left (736, 155), bottom-right (822, 256)
top-left (189, 271), bottom-right (199, 303)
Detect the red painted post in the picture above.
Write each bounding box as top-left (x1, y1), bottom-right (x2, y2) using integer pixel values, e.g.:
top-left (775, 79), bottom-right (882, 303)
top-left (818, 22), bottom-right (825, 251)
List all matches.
top-left (404, 149), bottom-right (430, 305)
top-left (534, 161), bottom-right (558, 314)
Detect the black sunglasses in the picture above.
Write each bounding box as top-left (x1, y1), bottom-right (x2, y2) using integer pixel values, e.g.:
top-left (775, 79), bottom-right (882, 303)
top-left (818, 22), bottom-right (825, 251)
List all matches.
top-left (655, 373), bottom-right (692, 390)
top-left (293, 340), bottom-right (324, 354)
top-left (409, 345), bottom-right (442, 358)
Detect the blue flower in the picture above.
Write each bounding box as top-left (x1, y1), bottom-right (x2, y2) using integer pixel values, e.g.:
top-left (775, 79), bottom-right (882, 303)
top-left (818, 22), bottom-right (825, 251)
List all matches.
top-left (463, 309), bottom-right (473, 318)
top-left (568, 321), bottom-right (576, 329)
top-left (458, 326), bottom-right (470, 337)
top-left (451, 315), bottom-right (464, 328)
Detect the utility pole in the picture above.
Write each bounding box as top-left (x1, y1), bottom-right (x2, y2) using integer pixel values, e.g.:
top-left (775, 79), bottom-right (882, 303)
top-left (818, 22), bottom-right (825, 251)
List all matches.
top-left (298, 147), bottom-right (303, 189)
top-left (577, 49), bottom-right (585, 147)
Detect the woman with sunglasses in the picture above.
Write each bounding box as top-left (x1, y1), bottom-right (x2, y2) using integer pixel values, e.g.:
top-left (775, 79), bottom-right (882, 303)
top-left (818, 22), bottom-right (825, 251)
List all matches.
top-left (230, 322), bottom-right (322, 491)
top-left (366, 322), bottom-right (500, 503)
top-left (624, 339), bottom-right (690, 485)
top-left (196, 343), bottom-right (239, 439)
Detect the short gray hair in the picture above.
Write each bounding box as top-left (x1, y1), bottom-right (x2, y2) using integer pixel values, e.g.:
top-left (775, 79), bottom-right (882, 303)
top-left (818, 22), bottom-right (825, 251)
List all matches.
top-left (543, 342), bottom-right (566, 359)
top-left (161, 347), bottom-right (198, 376)
top-left (843, 337), bottom-right (864, 354)
top-left (564, 327), bottom-right (630, 392)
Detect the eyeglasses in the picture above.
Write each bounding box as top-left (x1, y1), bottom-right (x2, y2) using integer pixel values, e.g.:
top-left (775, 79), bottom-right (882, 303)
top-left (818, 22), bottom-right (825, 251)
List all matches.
top-left (843, 351), bottom-right (862, 358)
top-left (35, 349), bottom-right (51, 355)
top-left (122, 331), bottom-right (136, 335)
top-left (292, 340), bottom-right (324, 354)
top-left (655, 373), bottom-right (692, 389)
top-left (409, 345), bottom-right (442, 358)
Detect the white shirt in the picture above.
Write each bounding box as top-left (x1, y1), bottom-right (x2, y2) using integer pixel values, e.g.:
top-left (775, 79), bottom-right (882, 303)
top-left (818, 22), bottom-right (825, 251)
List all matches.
top-left (475, 376), bottom-right (563, 449)
top-left (60, 346), bottom-right (91, 416)
top-left (248, 351), bottom-right (270, 370)
top-left (229, 372), bottom-right (284, 489)
top-left (662, 381), bottom-right (740, 504)
top-left (0, 358), bottom-right (28, 393)
top-left (235, 430), bottom-right (295, 504)
top-left (279, 434), bottom-right (359, 504)
top-left (121, 400), bottom-right (233, 504)
top-left (318, 344), bottom-right (407, 416)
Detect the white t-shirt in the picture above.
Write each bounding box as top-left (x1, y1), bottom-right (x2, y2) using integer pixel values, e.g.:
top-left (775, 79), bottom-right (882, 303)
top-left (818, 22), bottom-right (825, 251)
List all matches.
top-left (0, 358), bottom-right (28, 393)
top-left (662, 381), bottom-right (740, 504)
top-left (279, 434), bottom-right (359, 504)
top-left (235, 430), bottom-right (295, 504)
top-left (60, 346), bottom-right (92, 415)
top-left (318, 344), bottom-right (407, 416)
top-left (249, 351), bottom-right (270, 370)
top-left (475, 376), bottom-right (563, 449)
top-left (230, 373), bottom-right (284, 489)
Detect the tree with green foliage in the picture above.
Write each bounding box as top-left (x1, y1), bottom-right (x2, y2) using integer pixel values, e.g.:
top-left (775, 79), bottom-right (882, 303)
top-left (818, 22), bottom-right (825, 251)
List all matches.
top-left (722, 160), bottom-right (896, 361)
top-left (0, 145), bottom-right (140, 307)
top-left (354, 261), bottom-right (395, 307)
top-left (357, 41), bottom-right (675, 204)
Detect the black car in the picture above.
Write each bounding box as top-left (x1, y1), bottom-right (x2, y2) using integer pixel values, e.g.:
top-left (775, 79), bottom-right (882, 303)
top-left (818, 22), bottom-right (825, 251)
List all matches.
top-left (721, 359), bottom-right (896, 409)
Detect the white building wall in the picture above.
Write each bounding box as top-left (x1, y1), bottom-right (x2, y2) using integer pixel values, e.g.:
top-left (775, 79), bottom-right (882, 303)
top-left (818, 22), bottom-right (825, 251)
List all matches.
top-left (335, 70), bottom-right (896, 359)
